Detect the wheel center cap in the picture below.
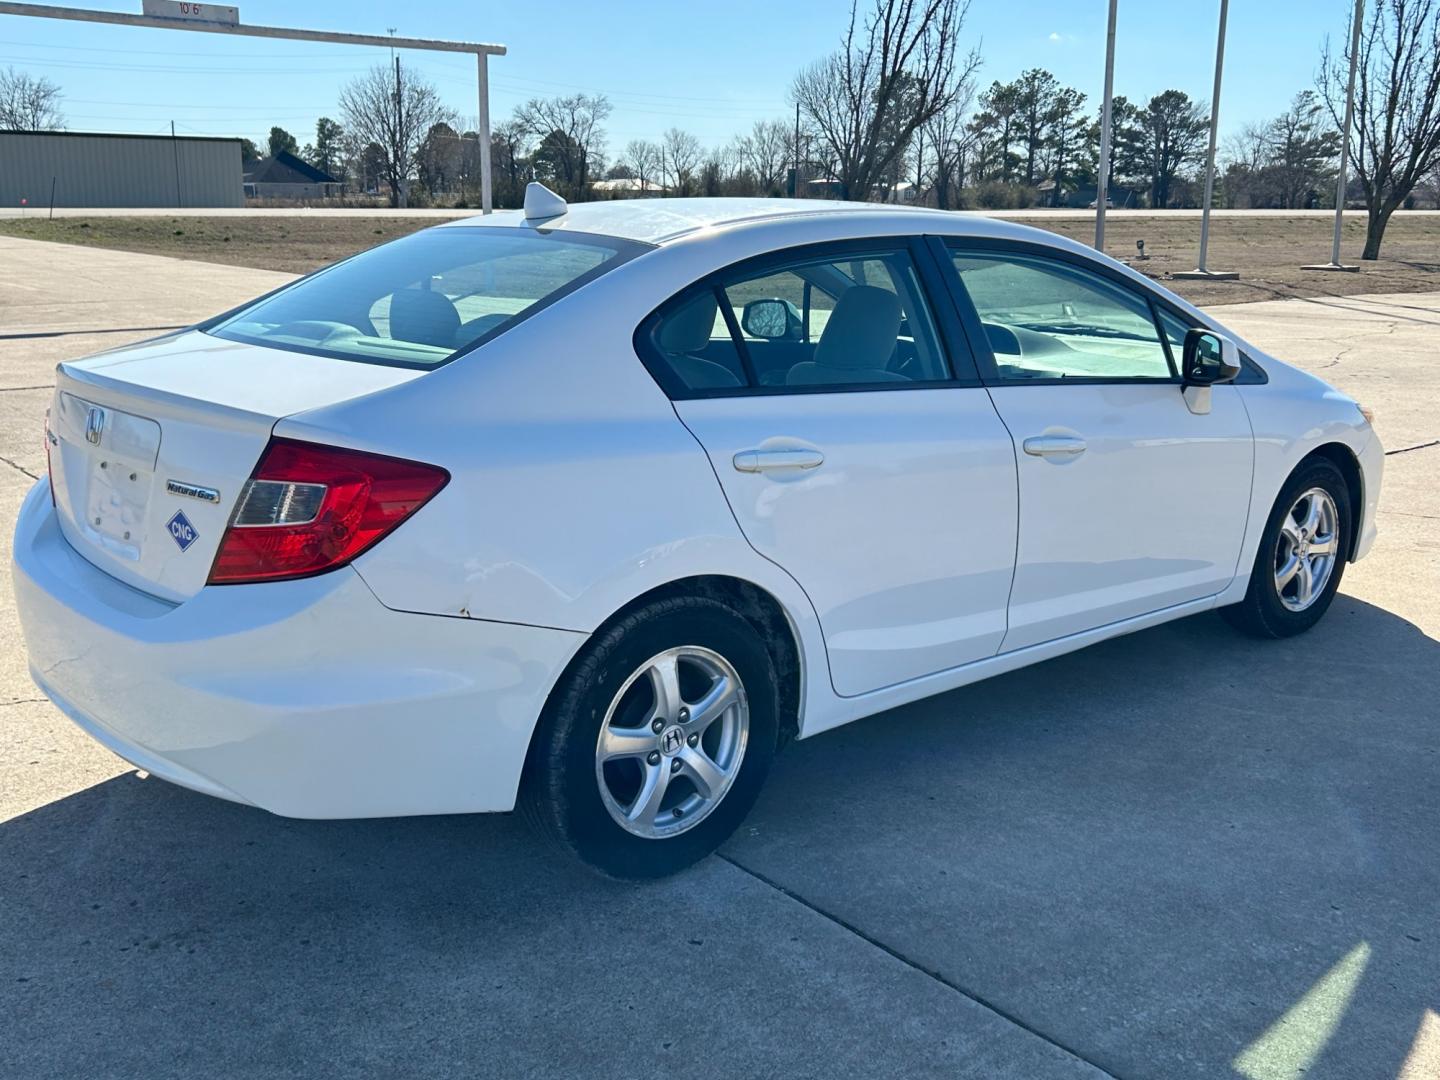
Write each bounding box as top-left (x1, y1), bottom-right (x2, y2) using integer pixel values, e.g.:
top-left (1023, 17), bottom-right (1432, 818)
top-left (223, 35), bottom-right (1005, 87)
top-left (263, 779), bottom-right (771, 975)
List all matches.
top-left (659, 726), bottom-right (686, 756)
top-left (1297, 538), bottom-right (1311, 557)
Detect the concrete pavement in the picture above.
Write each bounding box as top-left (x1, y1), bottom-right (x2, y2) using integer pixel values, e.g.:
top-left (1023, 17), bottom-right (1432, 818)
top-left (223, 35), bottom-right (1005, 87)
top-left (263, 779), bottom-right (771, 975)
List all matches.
top-left (1, 235), bottom-right (1436, 1079)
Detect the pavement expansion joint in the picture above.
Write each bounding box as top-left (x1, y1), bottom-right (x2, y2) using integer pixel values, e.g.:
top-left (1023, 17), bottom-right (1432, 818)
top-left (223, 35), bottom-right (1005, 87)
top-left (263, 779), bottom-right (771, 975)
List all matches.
top-left (717, 853), bottom-right (1126, 1080)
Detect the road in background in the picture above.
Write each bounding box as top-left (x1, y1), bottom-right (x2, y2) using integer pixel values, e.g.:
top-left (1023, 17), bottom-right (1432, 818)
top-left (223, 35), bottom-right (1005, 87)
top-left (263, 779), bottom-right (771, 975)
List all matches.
top-left (1, 237), bottom-right (1436, 1079)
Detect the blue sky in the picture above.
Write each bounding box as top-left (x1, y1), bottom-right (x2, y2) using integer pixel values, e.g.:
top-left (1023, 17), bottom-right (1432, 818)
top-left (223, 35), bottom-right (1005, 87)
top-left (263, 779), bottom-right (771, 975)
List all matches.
top-left (0, 1), bottom-right (1346, 153)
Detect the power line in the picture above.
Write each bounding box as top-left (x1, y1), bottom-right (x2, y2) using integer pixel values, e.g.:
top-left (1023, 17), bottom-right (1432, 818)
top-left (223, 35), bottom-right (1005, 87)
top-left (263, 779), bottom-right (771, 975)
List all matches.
top-left (66, 97), bottom-right (332, 111)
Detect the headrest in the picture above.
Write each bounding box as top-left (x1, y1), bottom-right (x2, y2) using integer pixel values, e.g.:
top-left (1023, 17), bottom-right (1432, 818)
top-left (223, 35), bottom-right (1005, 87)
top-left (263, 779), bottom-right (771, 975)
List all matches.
top-left (814, 286), bottom-right (902, 370)
top-left (389, 288), bottom-right (461, 349)
top-left (658, 292), bottom-right (719, 354)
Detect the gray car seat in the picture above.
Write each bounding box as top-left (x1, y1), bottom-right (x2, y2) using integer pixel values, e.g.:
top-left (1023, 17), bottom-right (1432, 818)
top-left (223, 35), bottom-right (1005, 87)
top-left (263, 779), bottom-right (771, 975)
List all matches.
top-left (389, 288), bottom-right (461, 349)
top-left (657, 293), bottom-right (743, 389)
top-left (786, 285), bottom-right (905, 385)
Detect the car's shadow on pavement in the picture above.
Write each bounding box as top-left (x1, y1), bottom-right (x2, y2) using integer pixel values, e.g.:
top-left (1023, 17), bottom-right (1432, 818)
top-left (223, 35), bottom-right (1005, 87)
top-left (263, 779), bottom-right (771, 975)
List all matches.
top-left (727, 595), bottom-right (1440, 1079)
top-left (2, 597), bottom-right (1435, 1079)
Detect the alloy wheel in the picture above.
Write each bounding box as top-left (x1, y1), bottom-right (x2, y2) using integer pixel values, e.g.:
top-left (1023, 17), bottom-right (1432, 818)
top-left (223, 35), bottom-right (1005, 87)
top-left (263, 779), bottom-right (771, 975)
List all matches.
top-left (594, 646), bottom-right (749, 839)
top-left (1274, 487), bottom-right (1340, 612)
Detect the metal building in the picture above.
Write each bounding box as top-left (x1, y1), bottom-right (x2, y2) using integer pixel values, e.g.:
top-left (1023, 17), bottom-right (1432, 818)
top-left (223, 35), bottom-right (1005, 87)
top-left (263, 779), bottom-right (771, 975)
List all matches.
top-left (0, 131), bottom-right (243, 209)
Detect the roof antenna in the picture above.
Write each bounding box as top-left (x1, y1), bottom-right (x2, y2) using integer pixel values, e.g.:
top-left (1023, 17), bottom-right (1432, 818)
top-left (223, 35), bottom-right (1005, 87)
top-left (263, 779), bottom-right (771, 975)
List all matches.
top-left (524, 182), bottom-right (568, 221)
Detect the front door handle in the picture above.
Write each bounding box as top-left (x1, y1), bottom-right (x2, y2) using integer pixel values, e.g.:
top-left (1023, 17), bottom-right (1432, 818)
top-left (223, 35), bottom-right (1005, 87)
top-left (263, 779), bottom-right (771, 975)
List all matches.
top-left (1022, 435), bottom-right (1088, 458)
top-left (733, 448), bottom-right (825, 473)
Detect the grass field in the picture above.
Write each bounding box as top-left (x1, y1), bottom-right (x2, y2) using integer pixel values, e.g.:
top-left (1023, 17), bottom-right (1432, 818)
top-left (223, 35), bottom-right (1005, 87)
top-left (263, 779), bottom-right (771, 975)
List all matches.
top-left (2, 212), bottom-right (1438, 307)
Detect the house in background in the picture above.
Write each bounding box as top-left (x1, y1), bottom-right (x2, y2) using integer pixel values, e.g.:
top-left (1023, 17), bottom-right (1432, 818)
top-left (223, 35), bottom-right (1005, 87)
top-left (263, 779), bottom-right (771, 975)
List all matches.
top-left (242, 151), bottom-right (342, 200)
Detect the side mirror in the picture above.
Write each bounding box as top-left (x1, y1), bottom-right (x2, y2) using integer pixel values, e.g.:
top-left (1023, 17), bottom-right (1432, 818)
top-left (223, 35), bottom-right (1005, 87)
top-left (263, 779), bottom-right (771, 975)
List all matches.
top-left (741, 298), bottom-right (800, 341)
top-left (1182, 328), bottom-right (1242, 385)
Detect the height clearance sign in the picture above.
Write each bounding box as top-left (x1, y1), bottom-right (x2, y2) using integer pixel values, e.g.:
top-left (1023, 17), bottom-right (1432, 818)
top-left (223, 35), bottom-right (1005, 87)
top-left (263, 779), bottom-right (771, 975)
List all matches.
top-left (141, 1), bottom-right (239, 24)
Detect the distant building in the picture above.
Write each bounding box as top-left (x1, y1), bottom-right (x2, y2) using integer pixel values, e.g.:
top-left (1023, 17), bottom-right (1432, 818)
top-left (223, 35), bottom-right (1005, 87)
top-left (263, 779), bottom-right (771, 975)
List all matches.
top-left (242, 151), bottom-right (342, 200)
top-left (0, 130), bottom-right (243, 209)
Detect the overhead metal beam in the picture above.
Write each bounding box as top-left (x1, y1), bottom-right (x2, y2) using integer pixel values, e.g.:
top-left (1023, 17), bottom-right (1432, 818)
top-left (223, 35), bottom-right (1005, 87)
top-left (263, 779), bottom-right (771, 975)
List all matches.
top-left (0, 3), bottom-right (505, 53)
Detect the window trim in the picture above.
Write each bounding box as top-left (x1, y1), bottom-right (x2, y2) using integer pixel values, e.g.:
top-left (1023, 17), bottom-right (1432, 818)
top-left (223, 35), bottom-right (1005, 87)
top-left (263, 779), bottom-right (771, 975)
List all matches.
top-left (1150, 295), bottom-right (1270, 385)
top-left (633, 236), bottom-right (983, 401)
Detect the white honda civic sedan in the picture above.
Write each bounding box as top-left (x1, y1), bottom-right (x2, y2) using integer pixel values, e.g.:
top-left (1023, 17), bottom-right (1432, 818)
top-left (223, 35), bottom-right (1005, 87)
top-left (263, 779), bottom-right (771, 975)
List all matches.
top-left (13, 187), bottom-right (1382, 877)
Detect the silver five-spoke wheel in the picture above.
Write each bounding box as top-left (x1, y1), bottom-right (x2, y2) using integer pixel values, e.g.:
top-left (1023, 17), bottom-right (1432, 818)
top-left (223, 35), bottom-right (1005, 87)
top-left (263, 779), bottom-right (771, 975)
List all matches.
top-left (1274, 487), bottom-right (1339, 612)
top-left (595, 646), bottom-right (749, 839)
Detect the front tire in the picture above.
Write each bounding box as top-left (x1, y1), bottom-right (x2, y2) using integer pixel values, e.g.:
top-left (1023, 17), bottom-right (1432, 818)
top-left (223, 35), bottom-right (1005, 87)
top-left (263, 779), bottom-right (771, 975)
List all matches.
top-left (522, 595), bottom-right (779, 879)
top-left (1222, 457), bottom-right (1351, 639)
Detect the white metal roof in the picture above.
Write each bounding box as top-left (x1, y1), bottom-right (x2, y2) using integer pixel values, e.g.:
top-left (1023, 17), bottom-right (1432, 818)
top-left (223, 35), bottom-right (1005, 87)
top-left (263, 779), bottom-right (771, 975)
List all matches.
top-left (440, 197), bottom-right (991, 246)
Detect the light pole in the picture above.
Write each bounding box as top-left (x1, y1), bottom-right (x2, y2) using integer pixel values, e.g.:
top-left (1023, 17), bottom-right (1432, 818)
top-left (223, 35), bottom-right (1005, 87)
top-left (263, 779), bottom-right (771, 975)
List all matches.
top-left (1304, 0), bottom-right (1365, 272)
top-left (1176, 0), bottom-right (1239, 280)
top-left (1094, 0), bottom-right (1118, 251)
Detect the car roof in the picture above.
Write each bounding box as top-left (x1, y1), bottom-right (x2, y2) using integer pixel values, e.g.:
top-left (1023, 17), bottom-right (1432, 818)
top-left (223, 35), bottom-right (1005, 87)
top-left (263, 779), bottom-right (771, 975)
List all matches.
top-left (438, 197), bottom-right (1043, 247)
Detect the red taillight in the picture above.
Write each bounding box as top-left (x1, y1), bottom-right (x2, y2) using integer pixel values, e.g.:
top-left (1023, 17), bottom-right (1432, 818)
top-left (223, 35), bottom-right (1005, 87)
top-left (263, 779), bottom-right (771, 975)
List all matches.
top-left (208, 438), bottom-right (449, 585)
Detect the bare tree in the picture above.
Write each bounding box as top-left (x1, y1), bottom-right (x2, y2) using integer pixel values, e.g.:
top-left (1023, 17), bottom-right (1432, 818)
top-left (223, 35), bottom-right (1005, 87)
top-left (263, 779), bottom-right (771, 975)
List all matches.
top-left (662, 128), bottom-right (703, 195)
top-left (1320, 0), bottom-right (1440, 258)
top-left (791, 0), bottom-right (978, 200)
top-left (919, 72), bottom-right (974, 209)
top-left (733, 119), bottom-right (792, 195)
top-left (339, 62), bottom-right (453, 207)
top-left (0, 66), bottom-right (64, 130)
top-left (622, 139), bottom-right (663, 192)
top-left (514, 93), bottom-right (611, 199)
top-left (491, 119), bottom-right (530, 208)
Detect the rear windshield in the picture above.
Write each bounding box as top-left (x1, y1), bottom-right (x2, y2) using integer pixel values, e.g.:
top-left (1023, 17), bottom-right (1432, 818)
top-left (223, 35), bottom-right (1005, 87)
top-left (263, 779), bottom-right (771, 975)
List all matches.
top-left (208, 226), bottom-right (646, 369)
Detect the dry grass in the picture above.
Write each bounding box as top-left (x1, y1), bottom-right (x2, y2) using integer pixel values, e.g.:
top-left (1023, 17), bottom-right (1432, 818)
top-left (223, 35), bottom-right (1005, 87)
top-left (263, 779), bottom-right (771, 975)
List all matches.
top-left (0, 216), bottom-right (439, 276)
top-left (1036, 214), bottom-right (1440, 306)
top-left (1, 212), bottom-right (1437, 307)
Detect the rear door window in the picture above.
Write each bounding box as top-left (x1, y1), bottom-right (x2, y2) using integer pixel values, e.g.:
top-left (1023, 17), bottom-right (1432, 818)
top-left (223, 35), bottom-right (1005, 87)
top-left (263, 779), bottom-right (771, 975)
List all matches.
top-left (210, 227), bottom-right (646, 369)
top-left (642, 245), bottom-right (952, 395)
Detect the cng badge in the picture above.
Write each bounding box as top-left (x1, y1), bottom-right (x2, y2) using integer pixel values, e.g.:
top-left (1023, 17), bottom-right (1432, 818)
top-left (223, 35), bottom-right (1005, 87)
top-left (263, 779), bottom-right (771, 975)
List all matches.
top-left (167, 510), bottom-right (199, 552)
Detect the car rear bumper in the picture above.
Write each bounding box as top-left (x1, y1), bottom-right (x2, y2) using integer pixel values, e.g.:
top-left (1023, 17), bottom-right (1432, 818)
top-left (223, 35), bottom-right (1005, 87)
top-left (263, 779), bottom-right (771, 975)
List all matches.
top-left (12, 478), bottom-right (585, 818)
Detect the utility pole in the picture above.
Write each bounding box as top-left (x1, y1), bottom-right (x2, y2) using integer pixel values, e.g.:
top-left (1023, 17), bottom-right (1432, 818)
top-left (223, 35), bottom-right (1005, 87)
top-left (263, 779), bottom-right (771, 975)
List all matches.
top-left (1094, 0), bottom-right (1117, 250)
top-left (793, 101), bottom-right (802, 198)
top-left (1175, 0), bottom-right (1239, 280)
top-left (914, 130), bottom-right (924, 205)
top-left (393, 54), bottom-right (407, 208)
top-left (1305, 0), bottom-right (1364, 272)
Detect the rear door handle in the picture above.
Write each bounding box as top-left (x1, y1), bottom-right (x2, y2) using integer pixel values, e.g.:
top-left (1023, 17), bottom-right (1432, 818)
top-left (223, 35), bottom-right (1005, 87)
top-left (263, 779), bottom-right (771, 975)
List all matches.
top-left (733, 448), bottom-right (825, 473)
top-left (1022, 435), bottom-right (1088, 458)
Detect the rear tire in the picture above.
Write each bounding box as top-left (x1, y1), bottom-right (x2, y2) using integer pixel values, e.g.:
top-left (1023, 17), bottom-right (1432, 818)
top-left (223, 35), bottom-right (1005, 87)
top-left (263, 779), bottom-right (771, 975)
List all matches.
top-left (1221, 458), bottom-right (1351, 639)
top-left (522, 595), bottom-right (779, 879)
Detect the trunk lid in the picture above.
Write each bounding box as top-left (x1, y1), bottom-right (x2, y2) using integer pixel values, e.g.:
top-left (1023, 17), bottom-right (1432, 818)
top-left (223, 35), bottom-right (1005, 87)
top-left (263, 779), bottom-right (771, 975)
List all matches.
top-left (48, 330), bottom-right (424, 602)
